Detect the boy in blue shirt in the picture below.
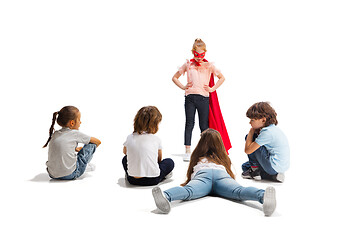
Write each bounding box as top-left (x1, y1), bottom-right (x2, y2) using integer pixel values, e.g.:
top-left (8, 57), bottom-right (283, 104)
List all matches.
top-left (242, 102), bottom-right (290, 182)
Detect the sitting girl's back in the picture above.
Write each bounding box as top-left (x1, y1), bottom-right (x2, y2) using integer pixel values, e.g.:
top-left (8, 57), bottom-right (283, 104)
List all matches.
top-left (124, 131), bottom-right (162, 177)
top-left (122, 106), bottom-right (174, 186)
top-left (44, 106), bottom-right (101, 180)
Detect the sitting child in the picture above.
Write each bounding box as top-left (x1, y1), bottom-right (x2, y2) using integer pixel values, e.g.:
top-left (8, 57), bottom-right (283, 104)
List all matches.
top-left (152, 128), bottom-right (276, 216)
top-left (122, 106), bottom-right (174, 186)
top-left (44, 106), bottom-right (101, 180)
top-left (242, 102), bottom-right (290, 182)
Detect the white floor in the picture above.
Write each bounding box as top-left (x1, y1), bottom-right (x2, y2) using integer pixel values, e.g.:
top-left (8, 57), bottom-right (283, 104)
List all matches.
top-left (1, 1), bottom-right (359, 239)
top-left (19, 151), bottom-right (288, 237)
top-left (1, 143), bottom-right (355, 239)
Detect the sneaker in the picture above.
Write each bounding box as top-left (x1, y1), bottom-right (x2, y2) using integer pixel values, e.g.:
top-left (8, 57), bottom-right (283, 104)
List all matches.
top-left (152, 187), bottom-right (171, 214)
top-left (265, 172), bottom-right (285, 183)
top-left (274, 173), bottom-right (285, 183)
top-left (183, 153), bottom-right (191, 162)
top-left (241, 168), bottom-right (261, 180)
top-left (165, 171), bottom-right (173, 179)
top-left (263, 187), bottom-right (276, 217)
top-left (85, 163), bottom-right (96, 172)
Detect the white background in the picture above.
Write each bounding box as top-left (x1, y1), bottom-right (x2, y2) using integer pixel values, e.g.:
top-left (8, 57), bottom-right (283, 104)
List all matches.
top-left (1, 0), bottom-right (359, 239)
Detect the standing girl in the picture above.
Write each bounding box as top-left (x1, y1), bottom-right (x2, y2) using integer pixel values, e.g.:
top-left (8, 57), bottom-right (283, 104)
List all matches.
top-left (122, 106), bottom-right (174, 186)
top-left (172, 38), bottom-right (231, 160)
top-left (152, 128), bottom-right (276, 216)
top-left (44, 106), bottom-right (101, 180)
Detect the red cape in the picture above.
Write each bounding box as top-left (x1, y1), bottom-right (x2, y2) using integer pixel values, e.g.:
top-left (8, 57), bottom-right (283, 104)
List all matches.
top-left (208, 73), bottom-right (232, 153)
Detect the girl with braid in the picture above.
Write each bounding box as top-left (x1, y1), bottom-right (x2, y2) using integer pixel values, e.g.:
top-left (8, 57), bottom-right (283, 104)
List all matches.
top-left (43, 106), bottom-right (101, 180)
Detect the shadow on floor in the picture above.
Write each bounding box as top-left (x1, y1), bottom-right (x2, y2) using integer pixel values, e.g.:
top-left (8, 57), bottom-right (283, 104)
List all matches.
top-left (29, 172), bottom-right (89, 183)
top-left (150, 195), bottom-right (279, 217)
top-left (117, 177), bottom-right (174, 189)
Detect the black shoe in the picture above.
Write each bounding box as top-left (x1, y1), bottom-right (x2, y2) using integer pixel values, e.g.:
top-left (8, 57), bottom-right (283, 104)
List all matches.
top-left (241, 168), bottom-right (261, 180)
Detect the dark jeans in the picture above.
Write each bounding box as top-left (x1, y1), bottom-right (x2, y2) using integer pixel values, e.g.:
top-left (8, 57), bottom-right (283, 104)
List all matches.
top-left (51, 143), bottom-right (97, 180)
top-left (184, 94), bottom-right (209, 146)
top-left (122, 156), bottom-right (174, 186)
top-left (242, 134), bottom-right (278, 178)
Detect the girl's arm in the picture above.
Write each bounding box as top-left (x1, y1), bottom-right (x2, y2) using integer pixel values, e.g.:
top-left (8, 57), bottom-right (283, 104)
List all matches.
top-left (204, 73), bottom-right (225, 93)
top-left (90, 137), bottom-right (101, 147)
top-left (244, 128), bottom-right (260, 154)
top-left (158, 149), bottom-right (162, 163)
top-left (172, 71), bottom-right (193, 90)
top-left (123, 146), bottom-right (127, 155)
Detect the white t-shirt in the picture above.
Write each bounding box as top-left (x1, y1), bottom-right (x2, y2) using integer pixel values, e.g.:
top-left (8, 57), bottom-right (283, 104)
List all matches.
top-left (191, 157), bottom-right (226, 179)
top-left (46, 128), bottom-right (91, 178)
top-left (123, 132), bottom-right (162, 178)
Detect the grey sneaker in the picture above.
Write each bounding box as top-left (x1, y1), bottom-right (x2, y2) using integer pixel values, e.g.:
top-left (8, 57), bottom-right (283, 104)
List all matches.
top-left (183, 153), bottom-right (191, 162)
top-left (85, 163), bottom-right (96, 172)
top-left (275, 173), bottom-right (285, 183)
top-left (165, 171), bottom-right (173, 179)
top-left (152, 187), bottom-right (171, 214)
top-left (263, 187), bottom-right (276, 216)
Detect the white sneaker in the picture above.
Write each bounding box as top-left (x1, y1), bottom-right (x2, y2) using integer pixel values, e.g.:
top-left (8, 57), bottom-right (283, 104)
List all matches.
top-left (152, 187), bottom-right (171, 214)
top-left (275, 173), bottom-right (285, 183)
top-left (183, 153), bottom-right (191, 162)
top-left (85, 163), bottom-right (96, 172)
top-left (165, 172), bottom-right (173, 179)
top-left (263, 187), bottom-right (276, 216)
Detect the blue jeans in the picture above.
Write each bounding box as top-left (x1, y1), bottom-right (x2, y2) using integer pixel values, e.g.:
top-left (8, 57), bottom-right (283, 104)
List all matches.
top-left (53, 143), bottom-right (97, 180)
top-left (164, 169), bottom-right (265, 204)
top-left (122, 156), bottom-right (175, 186)
top-left (243, 134), bottom-right (278, 177)
top-left (184, 94), bottom-right (209, 146)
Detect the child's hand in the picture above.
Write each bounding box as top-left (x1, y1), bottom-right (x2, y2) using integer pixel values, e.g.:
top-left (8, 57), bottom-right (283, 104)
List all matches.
top-left (204, 85), bottom-right (214, 93)
top-left (249, 128), bottom-right (256, 135)
top-left (75, 147), bottom-right (83, 152)
top-left (185, 82), bottom-right (193, 90)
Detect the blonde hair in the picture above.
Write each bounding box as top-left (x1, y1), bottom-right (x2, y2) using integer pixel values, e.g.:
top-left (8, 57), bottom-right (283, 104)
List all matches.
top-left (192, 38), bottom-right (207, 52)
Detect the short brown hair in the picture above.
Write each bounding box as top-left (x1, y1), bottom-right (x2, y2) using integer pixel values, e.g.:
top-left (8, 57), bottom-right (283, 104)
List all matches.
top-left (133, 106), bottom-right (162, 134)
top-left (246, 102), bottom-right (278, 127)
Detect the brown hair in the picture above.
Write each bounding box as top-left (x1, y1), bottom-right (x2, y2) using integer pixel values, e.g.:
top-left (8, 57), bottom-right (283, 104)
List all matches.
top-left (43, 106), bottom-right (79, 148)
top-left (133, 106), bottom-right (162, 134)
top-left (181, 128), bottom-right (235, 186)
top-left (192, 38), bottom-right (207, 52)
top-left (246, 102), bottom-right (278, 127)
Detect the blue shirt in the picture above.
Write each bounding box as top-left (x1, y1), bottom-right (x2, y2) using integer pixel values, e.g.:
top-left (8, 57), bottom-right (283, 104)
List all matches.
top-left (255, 124), bottom-right (290, 173)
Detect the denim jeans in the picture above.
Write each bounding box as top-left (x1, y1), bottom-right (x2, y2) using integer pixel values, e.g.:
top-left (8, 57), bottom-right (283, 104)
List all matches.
top-left (164, 169), bottom-right (265, 204)
top-left (122, 156), bottom-right (174, 186)
top-left (243, 134), bottom-right (278, 177)
top-left (184, 94), bottom-right (209, 146)
top-left (53, 143), bottom-right (97, 180)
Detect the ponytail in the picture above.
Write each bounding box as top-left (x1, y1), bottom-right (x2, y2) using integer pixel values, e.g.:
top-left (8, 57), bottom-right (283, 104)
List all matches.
top-left (43, 111), bottom-right (58, 148)
top-left (43, 106), bottom-right (79, 148)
